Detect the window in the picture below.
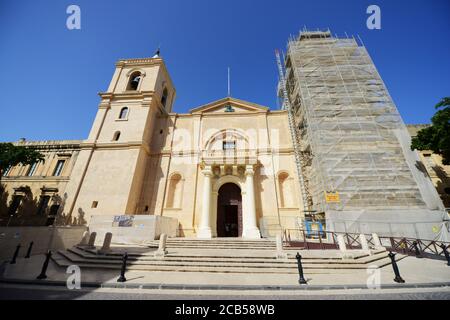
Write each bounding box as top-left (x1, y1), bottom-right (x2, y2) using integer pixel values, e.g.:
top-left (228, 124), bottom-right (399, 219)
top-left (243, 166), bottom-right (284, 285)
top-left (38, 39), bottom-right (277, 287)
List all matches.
top-left (161, 88), bottom-right (168, 108)
top-left (53, 160), bottom-right (65, 176)
top-left (113, 131), bottom-right (121, 141)
top-left (119, 107), bottom-right (128, 120)
top-left (223, 141), bottom-right (236, 150)
top-left (26, 162), bottom-right (38, 177)
top-left (91, 201), bottom-right (98, 208)
top-left (127, 72), bottom-right (141, 91)
top-left (8, 195), bottom-right (23, 216)
top-left (36, 196), bottom-right (50, 215)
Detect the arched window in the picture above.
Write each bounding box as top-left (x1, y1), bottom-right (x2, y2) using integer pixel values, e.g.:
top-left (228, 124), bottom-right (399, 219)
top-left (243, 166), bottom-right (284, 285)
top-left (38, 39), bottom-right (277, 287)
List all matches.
top-left (113, 131), bottom-right (121, 141)
top-left (127, 72), bottom-right (141, 91)
top-left (166, 173), bottom-right (183, 208)
top-left (161, 88), bottom-right (168, 108)
top-left (278, 172), bottom-right (290, 208)
top-left (119, 107), bottom-right (128, 119)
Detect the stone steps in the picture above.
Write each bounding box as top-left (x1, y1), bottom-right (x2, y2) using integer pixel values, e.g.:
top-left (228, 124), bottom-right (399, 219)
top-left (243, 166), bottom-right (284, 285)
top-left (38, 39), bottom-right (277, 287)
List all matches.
top-left (147, 238), bottom-right (279, 250)
top-left (70, 246), bottom-right (388, 264)
top-left (51, 244), bottom-right (398, 274)
top-left (53, 252), bottom-right (392, 274)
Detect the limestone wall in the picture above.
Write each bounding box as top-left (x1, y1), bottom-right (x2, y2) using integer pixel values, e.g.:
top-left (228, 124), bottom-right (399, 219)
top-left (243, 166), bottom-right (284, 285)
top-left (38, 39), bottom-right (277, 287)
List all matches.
top-left (88, 214), bottom-right (178, 245)
top-left (0, 226), bottom-right (87, 261)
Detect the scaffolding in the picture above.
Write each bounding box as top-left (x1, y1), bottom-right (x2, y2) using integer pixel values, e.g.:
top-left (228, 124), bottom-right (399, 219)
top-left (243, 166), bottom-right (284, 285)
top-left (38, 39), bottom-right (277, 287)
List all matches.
top-left (275, 49), bottom-right (312, 215)
top-left (281, 29), bottom-right (427, 214)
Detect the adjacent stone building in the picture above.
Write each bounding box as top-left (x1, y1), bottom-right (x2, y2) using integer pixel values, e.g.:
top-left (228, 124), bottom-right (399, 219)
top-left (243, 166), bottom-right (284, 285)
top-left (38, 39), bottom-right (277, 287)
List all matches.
top-left (1, 140), bottom-right (81, 226)
top-left (407, 124), bottom-right (450, 208)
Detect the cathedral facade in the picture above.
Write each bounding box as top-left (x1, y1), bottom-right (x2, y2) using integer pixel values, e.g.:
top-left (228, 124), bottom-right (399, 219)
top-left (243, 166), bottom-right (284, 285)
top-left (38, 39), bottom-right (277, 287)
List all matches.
top-left (1, 37), bottom-right (448, 240)
top-left (1, 56), bottom-right (302, 238)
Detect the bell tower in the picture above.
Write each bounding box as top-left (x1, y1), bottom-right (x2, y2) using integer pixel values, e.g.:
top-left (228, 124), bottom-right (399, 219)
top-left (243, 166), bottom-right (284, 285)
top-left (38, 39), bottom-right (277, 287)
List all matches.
top-left (63, 54), bottom-right (176, 222)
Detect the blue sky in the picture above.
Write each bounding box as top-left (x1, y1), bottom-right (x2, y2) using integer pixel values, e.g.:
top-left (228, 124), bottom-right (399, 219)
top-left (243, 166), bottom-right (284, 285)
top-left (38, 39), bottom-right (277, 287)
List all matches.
top-left (0, 0), bottom-right (449, 141)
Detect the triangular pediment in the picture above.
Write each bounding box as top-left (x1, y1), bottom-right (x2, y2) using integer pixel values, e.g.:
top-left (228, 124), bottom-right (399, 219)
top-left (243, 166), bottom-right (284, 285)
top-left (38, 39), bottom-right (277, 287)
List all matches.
top-left (189, 97), bottom-right (269, 114)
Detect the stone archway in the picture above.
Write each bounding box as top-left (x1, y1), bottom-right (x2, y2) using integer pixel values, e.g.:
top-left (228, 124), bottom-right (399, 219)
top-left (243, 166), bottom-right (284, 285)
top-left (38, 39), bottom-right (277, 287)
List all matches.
top-left (217, 183), bottom-right (242, 237)
top-left (197, 166), bottom-right (261, 239)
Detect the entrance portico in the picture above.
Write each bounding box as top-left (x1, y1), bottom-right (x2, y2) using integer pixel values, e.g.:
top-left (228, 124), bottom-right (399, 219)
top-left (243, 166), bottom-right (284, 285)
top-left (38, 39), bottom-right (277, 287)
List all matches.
top-left (197, 161), bottom-right (261, 239)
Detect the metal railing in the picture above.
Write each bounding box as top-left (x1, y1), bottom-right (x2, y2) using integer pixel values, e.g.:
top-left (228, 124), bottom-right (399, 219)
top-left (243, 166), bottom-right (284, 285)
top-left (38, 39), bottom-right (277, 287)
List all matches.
top-left (281, 228), bottom-right (450, 258)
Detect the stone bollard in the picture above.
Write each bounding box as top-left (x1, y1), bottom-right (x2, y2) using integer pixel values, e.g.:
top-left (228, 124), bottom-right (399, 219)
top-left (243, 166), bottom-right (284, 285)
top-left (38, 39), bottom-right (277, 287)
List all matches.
top-left (337, 234), bottom-right (354, 259)
top-left (154, 233), bottom-right (168, 257)
top-left (98, 232), bottom-right (112, 254)
top-left (78, 231), bottom-right (90, 246)
top-left (372, 233), bottom-right (385, 250)
top-left (276, 234), bottom-right (287, 259)
top-left (337, 234), bottom-right (347, 252)
top-left (359, 234), bottom-right (371, 255)
top-left (87, 232), bottom-right (97, 248)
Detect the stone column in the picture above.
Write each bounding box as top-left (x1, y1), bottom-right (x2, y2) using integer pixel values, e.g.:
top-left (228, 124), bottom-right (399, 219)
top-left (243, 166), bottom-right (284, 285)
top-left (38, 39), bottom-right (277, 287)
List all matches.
top-left (211, 191), bottom-right (219, 237)
top-left (197, 166), bottom-right (213, 238)
top-left (242, 165), bottom-right (261, 239)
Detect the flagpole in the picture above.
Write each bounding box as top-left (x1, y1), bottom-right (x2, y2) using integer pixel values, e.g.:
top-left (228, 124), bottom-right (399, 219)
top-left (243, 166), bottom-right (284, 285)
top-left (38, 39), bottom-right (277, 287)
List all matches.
top-left (227, 67), bottom-right (230, 97)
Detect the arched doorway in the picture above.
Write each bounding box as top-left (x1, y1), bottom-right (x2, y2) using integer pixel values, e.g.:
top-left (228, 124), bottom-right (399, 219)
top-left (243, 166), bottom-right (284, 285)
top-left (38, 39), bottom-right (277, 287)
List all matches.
top-left (217, 183), bottom-right (242, 237)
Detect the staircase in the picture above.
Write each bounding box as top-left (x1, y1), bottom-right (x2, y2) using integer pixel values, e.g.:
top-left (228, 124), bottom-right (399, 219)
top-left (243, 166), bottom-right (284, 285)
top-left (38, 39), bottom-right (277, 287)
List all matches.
top-left (52, 238), bottom-right (399, 275)
top-left (147, 238), bottom-right (278, 250)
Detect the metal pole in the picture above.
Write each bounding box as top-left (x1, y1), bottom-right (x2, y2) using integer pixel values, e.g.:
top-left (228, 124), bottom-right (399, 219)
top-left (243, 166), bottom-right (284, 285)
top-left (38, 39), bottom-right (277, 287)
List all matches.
top-left (388, 251), bottom-right (405, 283)
top-left (302, 229), bottom-right (309, 250)
top-left (318, 231), bottom-right (324, 250)
top-left (412, 241), bottom-right (421, 258)
top-left (440, 244), bottom-right (450, 266)
top-left (295, 252), bottom-right (307, 284)
top-left (25, 241), bottom-right (34, 259)
top-left (10, 244), bottom-right (21, 264)
top-left (36, 250), bottom-right (52, 280)
top-left (117, 252), bottom-right (128, 282)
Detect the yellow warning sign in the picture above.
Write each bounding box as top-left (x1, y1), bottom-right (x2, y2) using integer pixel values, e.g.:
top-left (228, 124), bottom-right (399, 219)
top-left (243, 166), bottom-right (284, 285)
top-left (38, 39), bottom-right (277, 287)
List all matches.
top-left (325, 192), bottom-right (340, 203)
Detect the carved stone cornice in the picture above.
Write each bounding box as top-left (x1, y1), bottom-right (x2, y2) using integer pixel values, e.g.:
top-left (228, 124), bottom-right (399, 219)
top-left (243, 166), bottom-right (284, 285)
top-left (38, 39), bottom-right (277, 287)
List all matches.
top-left (115, 57), bottom-right (163, 67)
top-left (98, 90), bottom-right (156, 101)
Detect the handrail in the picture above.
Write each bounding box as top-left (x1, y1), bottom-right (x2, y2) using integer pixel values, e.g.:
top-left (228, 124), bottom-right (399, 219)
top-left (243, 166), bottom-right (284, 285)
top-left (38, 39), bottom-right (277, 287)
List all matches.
top-left (280, 227), bottom-right (449, 257)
